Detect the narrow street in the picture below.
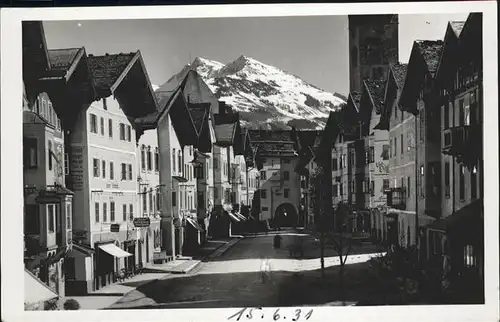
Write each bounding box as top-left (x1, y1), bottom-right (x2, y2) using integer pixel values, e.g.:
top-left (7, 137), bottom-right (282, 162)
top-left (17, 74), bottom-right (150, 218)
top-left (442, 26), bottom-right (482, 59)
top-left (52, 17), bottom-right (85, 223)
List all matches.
top-left (110, 230), bottom-right (383, 309)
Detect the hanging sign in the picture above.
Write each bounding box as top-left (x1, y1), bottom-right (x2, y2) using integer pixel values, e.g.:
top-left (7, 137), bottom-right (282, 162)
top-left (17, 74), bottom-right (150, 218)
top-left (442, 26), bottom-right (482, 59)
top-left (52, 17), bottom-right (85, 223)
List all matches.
top-left (110, 224), bottom-right (120, 232)
top-left (133, 217), bottom-right (151, 228)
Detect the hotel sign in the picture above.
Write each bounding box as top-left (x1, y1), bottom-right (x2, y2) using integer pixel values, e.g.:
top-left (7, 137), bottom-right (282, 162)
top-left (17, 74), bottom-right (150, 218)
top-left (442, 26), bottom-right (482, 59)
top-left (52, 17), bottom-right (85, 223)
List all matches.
top-left (133, 217), bottom-right (151, 228)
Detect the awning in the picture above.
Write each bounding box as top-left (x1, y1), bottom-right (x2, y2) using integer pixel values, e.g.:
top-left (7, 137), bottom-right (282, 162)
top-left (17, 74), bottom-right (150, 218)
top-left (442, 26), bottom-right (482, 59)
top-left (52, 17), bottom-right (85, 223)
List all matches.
top-left (24, 269), bottom-right (59, 305)
top-left (226, 211), bottom-right (241, 222)
top-left (186, 217), bottom-right (202, 231)
top-left (233, 212), bottom-right (246, 221)
top-left (98, 243), bottom-right (133, 258)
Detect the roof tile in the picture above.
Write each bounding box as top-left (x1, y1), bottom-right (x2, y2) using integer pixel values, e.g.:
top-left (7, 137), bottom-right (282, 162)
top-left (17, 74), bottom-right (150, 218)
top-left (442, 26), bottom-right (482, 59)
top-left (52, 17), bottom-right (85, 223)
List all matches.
top-left (415, 40), bottom-right (444, 77)
top-left (390, 63), bottom-right (408, 89)
top-left (87, 53), bottom-right (136, 93)
top-left (364, 79), bottom-right (386, 114)
top-left (48, 48), bottom-right (81, 70)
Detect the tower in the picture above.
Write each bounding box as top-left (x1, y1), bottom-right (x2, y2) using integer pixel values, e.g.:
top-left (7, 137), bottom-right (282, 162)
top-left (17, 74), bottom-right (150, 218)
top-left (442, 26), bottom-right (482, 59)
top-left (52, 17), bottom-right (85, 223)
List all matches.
top-left (348, 14), bottom-right (399, 92)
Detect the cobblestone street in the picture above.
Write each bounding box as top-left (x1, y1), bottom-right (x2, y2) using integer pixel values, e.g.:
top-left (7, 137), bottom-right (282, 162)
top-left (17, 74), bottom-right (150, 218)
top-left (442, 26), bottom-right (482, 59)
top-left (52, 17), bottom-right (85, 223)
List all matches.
top-left (109, 231), bottom-right (383, 309)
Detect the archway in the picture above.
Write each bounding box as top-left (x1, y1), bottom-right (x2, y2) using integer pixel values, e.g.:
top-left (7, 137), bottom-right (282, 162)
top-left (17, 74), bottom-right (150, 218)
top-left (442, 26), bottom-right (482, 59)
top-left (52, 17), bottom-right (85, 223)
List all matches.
top-left (274, 203), bottom-right (298, 228)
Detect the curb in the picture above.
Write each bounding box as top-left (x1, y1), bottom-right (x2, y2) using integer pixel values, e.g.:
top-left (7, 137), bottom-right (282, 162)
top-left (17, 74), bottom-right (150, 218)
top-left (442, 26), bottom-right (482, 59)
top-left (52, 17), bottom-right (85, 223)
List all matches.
top-left (170, 237), bottom-right (243, 274)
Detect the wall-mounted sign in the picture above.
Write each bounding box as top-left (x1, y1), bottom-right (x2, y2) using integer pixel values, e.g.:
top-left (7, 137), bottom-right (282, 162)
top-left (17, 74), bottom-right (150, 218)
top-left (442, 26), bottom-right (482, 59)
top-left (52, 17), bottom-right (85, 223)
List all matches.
top-left (133, 217), bottom-right (151, 228)
top-left (110, 224), bottom-right (120, 232)
top-left (70, 147), bottom-right (84, 191)
top-left (173, 218), bottom-right (181, 228)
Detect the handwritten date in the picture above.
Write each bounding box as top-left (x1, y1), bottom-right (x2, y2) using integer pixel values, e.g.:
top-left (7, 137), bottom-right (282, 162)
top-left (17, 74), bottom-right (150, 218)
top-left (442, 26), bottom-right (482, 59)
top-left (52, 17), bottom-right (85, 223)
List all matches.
top-left (228, 307), bottom-right (313, 321)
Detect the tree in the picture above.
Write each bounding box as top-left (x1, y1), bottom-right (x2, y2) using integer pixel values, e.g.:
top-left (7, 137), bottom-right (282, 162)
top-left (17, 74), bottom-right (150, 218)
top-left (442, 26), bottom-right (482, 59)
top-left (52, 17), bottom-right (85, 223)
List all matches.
top-left (329, 202), bottom-right (354, 305)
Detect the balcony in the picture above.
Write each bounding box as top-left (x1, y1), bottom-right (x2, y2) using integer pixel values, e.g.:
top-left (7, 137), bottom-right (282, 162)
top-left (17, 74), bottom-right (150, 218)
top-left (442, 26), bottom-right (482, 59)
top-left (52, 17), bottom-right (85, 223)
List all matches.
top-left (442, 125), bottom-right (482, 167)
top-left (385, 187), bottom-right (407, 210)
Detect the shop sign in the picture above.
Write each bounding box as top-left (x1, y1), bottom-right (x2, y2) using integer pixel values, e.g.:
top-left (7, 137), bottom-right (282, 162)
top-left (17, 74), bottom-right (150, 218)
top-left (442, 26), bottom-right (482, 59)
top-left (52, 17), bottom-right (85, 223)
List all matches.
top-left (133, 217), bottom-right (151, 228)
top-left (110, 224), bottom-right (120, 232)
top-left (35, 190), bottom-right (60, 204)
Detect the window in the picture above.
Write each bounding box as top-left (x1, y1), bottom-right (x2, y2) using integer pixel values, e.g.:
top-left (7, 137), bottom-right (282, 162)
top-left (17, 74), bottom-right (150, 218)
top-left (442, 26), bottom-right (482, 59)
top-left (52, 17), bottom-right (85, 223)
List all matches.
top-left (105, 119), bottom-right (112, 138)
top-left (420, 165), bottom-right (425, 198)
top-left (214, 188), bottom-right (219, 200)
top-left (143, 188), bottom-right (148, 213)
top-left (24, 138), bottom-right (38, 168)
top-left (283, 171), bottom-right (290, 181)
top-left (178, 151), bottom-right (182, 174)
top-left (95, 202), bottom-right (100, 223)
top-left (102, 160), bottom-right (106, 178)
top-left (332, 158), bottom-right (338, 171)
top-left (284, 188), bottom-right (290, 198)
top-left (47, 204), bottom-right (55, 233)
top-left (464, 245), bottom-right (476, 268)
top-left (444, 161), bottom-right (450, 198)
top-left (100, 117), bottom-right (105, 135)
top-left (149, 191), bottom-right (153, 212)
top-left (48, 141), bottom-right (53, 171)
top-left (141, 146), bottom-right (146, 170)
top-left (383, 179), bottom-right (389, 191)
top-left (339, 155), bottom-right (343, 169)
top-left (110, 162), bottom-right (114, 180)
top-left (147, 147), bottom-right (152, 171)
top-left (121, 163), bottom-right (126, 180)
top-left (172, 149), bottom-right (176, 172)
top-left (127, 125), bottom-right (132, 142)
top-left (64, 153), bottom-right (69, 175)
top-left (419, 112), bottom-right (425, 142)
top-left (459, 165), bottom-right (465, 200)
top-left (93, 158), bottom-right (100, 177)
top-left (129, 205), bottom-right (133, 220)
top-left (110, 202), bottom-right (115, 222)
top-left (471, 165), bottom-right (477, 199)
top-left (369, 147), bottom-right (374, 163)
top-left (382, 145), bottom-right (389, 160)
top-left (261, 189), bottom-right (267, 199)
top-left (400, 134), bottom-right (404, 154)
top-left (123, 204), bottom-right (127, 221)
top-left (339, 183), bottom-right (344, 197)
top-left (128, 164), bottom-right (132, 180)
top-left (407, 177), bottom-right (411, 197)
top-left (260, 171), bottom-right (267, 180)
top-left (103, 202), bottom-right (107, 222)
top-left (444, 104), bottom-right (450, 130)
top-left (390, 139), bottom-right (393, 159)
top-left (90, 114), bottom-right (98, 133)
top-left (157, 191), bottom-right (162, 210)
top-left (394, 137), bottom-right (397, 157)
top-left (66, 203), bottom-right (72, 229)
top-left (119, 123), bottom-right (126, 140)
top-left (155, 148), bottom-right (159, 171)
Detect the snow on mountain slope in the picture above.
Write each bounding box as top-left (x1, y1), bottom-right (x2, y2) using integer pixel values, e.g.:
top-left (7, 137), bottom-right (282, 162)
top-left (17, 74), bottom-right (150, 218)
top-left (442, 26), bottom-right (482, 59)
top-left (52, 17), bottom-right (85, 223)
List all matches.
top-left (158, 55), bottom-right (346, 130)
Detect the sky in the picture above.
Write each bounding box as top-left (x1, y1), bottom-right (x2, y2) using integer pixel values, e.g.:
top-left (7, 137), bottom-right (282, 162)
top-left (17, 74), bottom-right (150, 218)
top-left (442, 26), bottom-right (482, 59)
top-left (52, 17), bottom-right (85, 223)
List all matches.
top-left (43, 13), bottom-right (469, 97)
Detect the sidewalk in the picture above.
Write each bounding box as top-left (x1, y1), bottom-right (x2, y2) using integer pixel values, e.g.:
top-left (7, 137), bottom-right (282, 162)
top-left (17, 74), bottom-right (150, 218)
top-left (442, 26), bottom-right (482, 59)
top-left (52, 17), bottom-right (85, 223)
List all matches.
top-left (66, 236), bottom-right (242, 309)
top-left (145, 236), bottom-right (243, 274)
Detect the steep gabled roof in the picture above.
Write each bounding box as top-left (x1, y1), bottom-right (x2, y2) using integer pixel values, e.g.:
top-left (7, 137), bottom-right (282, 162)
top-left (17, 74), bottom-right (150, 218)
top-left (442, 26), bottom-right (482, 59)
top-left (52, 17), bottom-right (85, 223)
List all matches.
top-left (414, 40), bottom-right (444, 77)
top-left (187, 102), bottom-right (211, 135)
top-left (363, 79), bottom-right (386, 115)
top-left (87, 52), bottom-right (137, 95)
top-left (376, 63), bottom-right (408, 131)
top-left (435, 20), bottom-right (464, 91)
top-left (449, 21), bottom-right (465, 37)
top-left (390, 63), bottom-right (408, 90)
top-left (214, 123), bottom-right (237, 146)
top-left (400, 40), bottom-right (443, 114)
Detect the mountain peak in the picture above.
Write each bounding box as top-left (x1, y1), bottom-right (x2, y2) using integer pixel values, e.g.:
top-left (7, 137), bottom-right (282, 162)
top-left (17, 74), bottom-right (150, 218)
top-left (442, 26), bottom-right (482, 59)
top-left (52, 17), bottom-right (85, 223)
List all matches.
top-left (158, 54), bottom-right (346, 130)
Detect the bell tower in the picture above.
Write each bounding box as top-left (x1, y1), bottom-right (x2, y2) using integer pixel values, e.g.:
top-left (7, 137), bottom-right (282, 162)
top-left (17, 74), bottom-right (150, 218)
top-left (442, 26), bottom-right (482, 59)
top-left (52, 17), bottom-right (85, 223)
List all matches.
top-left (348, 14), bottom-right (399, 93)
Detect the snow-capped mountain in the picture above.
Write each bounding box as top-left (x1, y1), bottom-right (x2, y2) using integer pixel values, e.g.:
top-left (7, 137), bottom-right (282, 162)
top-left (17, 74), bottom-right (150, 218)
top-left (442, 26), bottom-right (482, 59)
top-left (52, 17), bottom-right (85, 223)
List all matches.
top-left (158, 56), bottom-right (346, 130)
